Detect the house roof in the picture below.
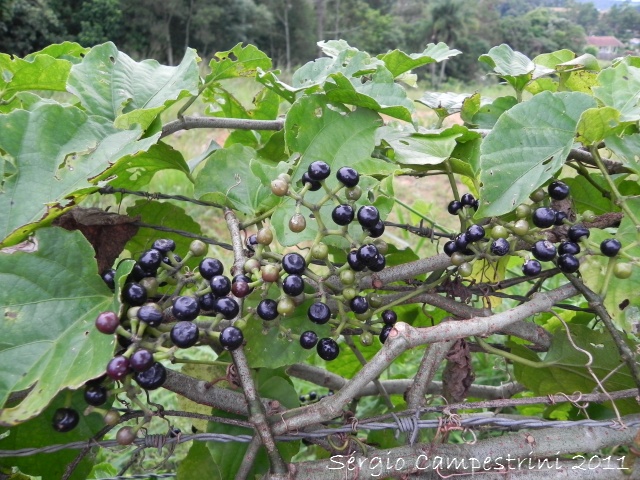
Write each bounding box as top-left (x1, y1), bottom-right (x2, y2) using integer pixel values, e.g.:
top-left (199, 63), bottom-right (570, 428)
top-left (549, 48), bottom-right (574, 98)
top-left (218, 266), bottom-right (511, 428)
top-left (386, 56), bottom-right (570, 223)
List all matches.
top-left (586, 36), bottom-right (624, 47)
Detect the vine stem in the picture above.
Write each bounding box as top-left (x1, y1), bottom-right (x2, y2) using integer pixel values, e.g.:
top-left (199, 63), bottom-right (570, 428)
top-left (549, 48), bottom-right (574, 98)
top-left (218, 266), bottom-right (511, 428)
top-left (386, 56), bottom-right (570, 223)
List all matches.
top-left (405, 339), bottom-right (455, 409)
top-left (160, 116), bottom-right (285, 139)
top-left (344, 336), bottom-right (394, 409)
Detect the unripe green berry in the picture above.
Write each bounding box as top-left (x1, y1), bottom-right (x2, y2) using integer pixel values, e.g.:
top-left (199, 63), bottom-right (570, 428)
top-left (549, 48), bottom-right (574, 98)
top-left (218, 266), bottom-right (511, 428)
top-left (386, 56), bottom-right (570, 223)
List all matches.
top-left (450, 252), bottom-right (466, 266)
top-left (189, 240), bottom-right (208, 257)
top-left (127, 306), bottom-right (140, 320)
top-left (490, 225), bottom-right (509, 239)
top-left (355, 310), bottom-right (372, 321)
top-left (311, 242), bottom-right (329, 260)
top-left (360, 331), bottom-right (373, 346)
top-left (367, 293), bottom-right (383, 308)
top-left (139, 277), bottom-right (159, 297)
top-left (614, 262), bottom-right (633, 279)
top-left (343, 288), bottom-right (357, 301)
top-left (529, 189), bottom-right (546, 203)
top-left (243, 258), bottom-right (261, 274)
top-left (278, 173), bottom-right (291, 183)
top-left (257, 227), bottom-right (274, 245)
top-left (277, 297), bottom-right (296, 317)
top-left (261, 264), bottom-right (280, 283)
top-left (340, 269), bottom-right (356, 286)
top-left (515, 204), bottom-right (531, 219)
top-left (458, 262), bottom-right (473, 277)
top-left (582, 210), bottom-right (596, 223)
top-left (512, 219), bottom-right (530, 236)
top-left (103, 409), bottom-right (120, 426)
top-left (289, 213), bottom-right (306, 233)
top-left (345, 186), bottom-right (362, 201)
top-left (373, 239), bottom-right (388, 255)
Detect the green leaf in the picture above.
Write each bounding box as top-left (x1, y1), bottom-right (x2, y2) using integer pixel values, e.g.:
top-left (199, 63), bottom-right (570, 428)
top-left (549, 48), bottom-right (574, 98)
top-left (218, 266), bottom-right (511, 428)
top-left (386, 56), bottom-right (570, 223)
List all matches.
top-left (67, 42), bottom-right (199, 129)
top-left (285, 94), bottom-right (381, 186)
top-left (476, 91), bottom-right (596, 218)
top-left (534, 49), bottom-right (576, 69)
top-left (0, 228), bottom-right (114, 425)
top-left (563, 176), bottom-right (618, 216)
top-left (378, 125), bottom-right (465, 166)
top-left (605, 133), bottom-right (640, 176)
top-left (0, 390), bottom-right (106, 479)
top-left (377, 43), bottom-right (461, 78)
top-left (469, 96), bottom-right (517, 129)
top-left (24, 42), bottom-right (89, 63)
top-left (593, 61), bottom-right (640, 122)
top-left (479, 44), bottom-right (535, 93)
top-left (416, 91), bottom-right (471, 119)
top-left (177, 441), bottom-right (218, 480)
top-left (580, 214), bottom-right (640, 331)
top-left (510, 324), bottom-right (638, 414)
top-left (205, 43), bottom-right (272, 84)
top-left (0, 102), bottom-right (158, 247)
top-left (87, 463), bottom-right (118, 479)
top-left (459, 92), bottom-right (482, 125)
top-left (256, 69), bottom-right (299, 104)
top-left (324, 68), bottom-right (414, 122)
top-left (576, 107), bottom-right (623, 145)
top-left (93, 142), bottom-right (191, 190)
top-left (194, 144), bottom-right (287, 216)
top-left (0, 53), bottom-right (72, 98)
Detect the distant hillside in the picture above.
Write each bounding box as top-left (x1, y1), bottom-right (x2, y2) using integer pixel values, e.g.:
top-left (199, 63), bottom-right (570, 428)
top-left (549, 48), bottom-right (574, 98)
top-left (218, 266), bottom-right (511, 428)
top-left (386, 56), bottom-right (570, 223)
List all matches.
top-left (575, 0), bottom-right (640, 10)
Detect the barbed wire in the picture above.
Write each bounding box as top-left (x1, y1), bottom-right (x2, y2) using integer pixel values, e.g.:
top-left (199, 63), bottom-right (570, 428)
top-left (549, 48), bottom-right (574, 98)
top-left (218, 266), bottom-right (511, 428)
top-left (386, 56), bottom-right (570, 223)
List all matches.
top-left (3, 414), bottom-right (640, 459)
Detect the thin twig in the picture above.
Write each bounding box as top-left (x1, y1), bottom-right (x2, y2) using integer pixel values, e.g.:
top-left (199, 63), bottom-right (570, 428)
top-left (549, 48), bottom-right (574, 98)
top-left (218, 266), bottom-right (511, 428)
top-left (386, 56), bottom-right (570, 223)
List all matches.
top-left (161, 116), bottom-right (285, 139)
top-left (235, 435), bottom-right (263, 480)
top-left (406, 339), bottom-right (456, 409)
top-left (344, 336), bottom-right (394, 409)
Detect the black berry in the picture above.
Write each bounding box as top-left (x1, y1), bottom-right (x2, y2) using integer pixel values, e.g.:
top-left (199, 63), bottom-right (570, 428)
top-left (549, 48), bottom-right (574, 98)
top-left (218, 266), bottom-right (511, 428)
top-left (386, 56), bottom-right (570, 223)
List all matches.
top-left (332, 204), bottom-right (354, 226)
top-left (210, 275), bottom-right (232, 297)
top-left (130, 349), bottom-right (154, 372)
top-left (257, 299), bottom-right (279, 320)
top-left (300, 331), bottom-right (318, 349)
top-left (106, 355), bottom-right (130, 381)
top-left (366, 220), bottom-right (385, 238)
top-left (336, 166), bottom-right (359, 187)
top-left (531, 207), bottom-right (557, 228)
top-left (134, 362), bottom-right (166, 390)
top-left (172, 296), bottom-right (200, 321)
top-left (554, 211), bottom-right (568, 226)
top-left (283, 274), bottom-right (305, 296)
top-left (531, 240), bottom-right (557, 261)
top-left (137, 304), bottom-right (163, 327)
top-left (466, 224), bottom-right (485, 242)
top-left (219, 326), bottom-right (244, 350)
top-left (138, 249), bottom-right (162, 271)
top-left (122, 282), bottom-right (147, 306)
top-left (308, 161), bottom-right (331, 181)
top-left (350, 296), bottom-right (369, 314)
top-left (317, 338), bottom-right (339, 361)
top-left (171, 321), bottom-right (199, 348)
top-left (600, 238), bottom-right (622, 257)
top-left (95, 311), bottom-right (119, 335)
top-left (548, 180), bottom-right (570, 200)
top-left (347, 250), bottom-right (366, 271)
top-left (282, 253), bottom-right (306, 275)
top-left (460, 193), bottom-right (476, 206)
top-left (357, 205), bottom-right (380, 229)
top-left (152, 238), bottom-right (176, 253)
top-left (52, 408), bottom-right (80, 433)
top-left (308, 302), bottom-right (331, 324)
top-left (568, 225), bottom-right (590, 242)
top-left (381, 309), bottom-right (397, 325)
top-left (199, 293), bottom-right (216, 310)
top-left (447, 200), bottom-right (462, 215)
top-left (213, 297), bottom-right (240, 319)
top-left (379, 325), bottom-right (393, 344)
top-left (455, 233), bottom-right (470, 251)
top-left (84, 384), bottom-right (108, 406)
top-left (557, 254), bottom-right (580, 273)
top-left (357, 244), bottom-right (379, 266)
top-left (301, 172), bottom-right (322, 191)
top-left (246, 234), bottom-right (258, 252)
top-left (199, 257), bottom-right (224, 279)
top-left (368, 253), bottom-right (386, 272)
top-left (522, 259), bottom-right (542, 276)
top-left (490, 238), bottom-right (510, 256)
top-left (443, 241), bottom-right (457, 257)
top-left (101, 269), bottom-right (116, 290)
top-left (558, 241), bottom-right (580, 255)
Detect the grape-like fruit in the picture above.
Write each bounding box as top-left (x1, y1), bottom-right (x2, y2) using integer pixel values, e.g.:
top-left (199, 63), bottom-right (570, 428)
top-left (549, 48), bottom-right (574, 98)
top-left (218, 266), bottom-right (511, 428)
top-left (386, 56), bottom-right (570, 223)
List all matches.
top-left (52, 408), bottom-right (80, 433)
top-left (548, 180), bottom-right (570, 200)
top-left (347, 250), bottom-right (366, 271)
top-left (189, 240), bottom-right (208, 257)
top-left (379, 325), bottom-right (393, 344)
top-left (308, 160), bottom-right (331, 181)
top-left (350, 296), bottom-right (369, 314)
top-left (531, 240), bottom-right (557, 261)
top-left (332, 204), bottom-right (354, 226)
top-left (357, 244), bottom-right (379, 266)
top-left (308, 302), bottom-right (331, 324)
top-left (122, 282), bottom-right (147, 306)
top-left (369, 253), bottom-right (386, 272)
top-left (336, 166), bottom-right (359, 187)
top-left (101, 269), bottom-right (116, 290)
top-left (317, 338), bottom-right (339, 361)
top-left (558, 241), bottom-right (580, 255)
top-left (490, 238), bottom-right (510, 256)
top-left (213, 297), bottom-right (240, 319)
top-left (300, 331), bottom-right (318, 349)
top-left (152, 238), bottom-right (176, 253)
top-left (600, 239), bottom-right (622, 257)
top-left (443, 241), bottom-right (457, 257)
top-left (95, 311), bottom-right (119, 334)
top-left (116, 426), bottom-right (136, 445)
top-left (447, 200), bottom-right (462, 215)
top-left (172, 296), bottom-right (200, 321)
top-left (137, 303), bottom-right (163, 327)
top-left (301, 172), bottom-right (322, 191)
top-left (130, 348), bottom-right (154, 372)
top-left (219, 326), bottom-right (244, 350)
top-left (283, 274), bottom-right (305, 296)
top-left (210, 275), bottom-right (232, 297)
top-left (366, 220), bottom-right (385, 238)
top-left (531, 207), bottom-right (557, 229)
top-left (134, 362), bottom-right (167, 390)
top-left (270, 178), bottom-right (289, 196)
top-left (138, 249), bottom-right (162, 271)
top-left (382, 309), bottom-right (397, 325)
top-left (84, 384), bottom-right (108, 406)
top-left (568, 225), bottom-right (590, 242)
top-left (171, 321), bottom-right (200, 348)
top-left (282, 253), bottom-right (306, 275)
top-left (199, 258), bottom-right (224, 279)
top-left (522, 259), bottom-right (542, 277)
top-left (557, 254), bottom-right (580, 273)
top-left (106, 355), bottom-right (130, 381)
top-left (614, 263), bottom-right (633, 279)
top-left (466, 224), bottom-right (485, 242)
top-left (257, 299), bottom-right (279, 321)
top-left (357, 205), bottom-right (380, 229)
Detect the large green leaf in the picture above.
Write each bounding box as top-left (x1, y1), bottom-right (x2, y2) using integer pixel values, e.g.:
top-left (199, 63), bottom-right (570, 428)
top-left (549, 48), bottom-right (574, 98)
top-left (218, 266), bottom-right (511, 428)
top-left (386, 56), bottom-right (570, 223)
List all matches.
top-left (510, 324), bottom-right (638, 414)
top-left (563, 175), bottom-right (619, 216)
top-left (576, 107), bottom-right (623, 145)
top-left (177, 441), bottom-right (219, 480)
top-left (580, 213), bottom-right (640, 331)
top-left (0, 390), bottom-right (106, 479)
top-left (593, 60), bottom-right (640, 122)
top-left (67, 42), bottom-right (199, 129)
top-left (476, 91), bottom-right (596, 217)
top-left (468, 96), bottom-right (517, 129)
top-left (24, 42), bottom-right (89, 63)
top-left (605, 133), bottom-right (640, 176)
top-left (0, 53), bottom-right (71, 98)
top-left (205, 43), bottom-right (272, 84)
top-left (417, 91), bottom-right (471, 119)
top-left (378, 125), bottom-right (465, 166)
top-left (285, 94), bottom-right (381, 185)
top-left (479, 44), bottom-right (536, 94)
top-left (324, 68), bottom-right (414, 122)
top-left (0, 102), bottom-right (158, 247)
top-left (0, 228), bottom-right (115, 425)
top-left (377, 43), bottom-right (461, 78)
top-left (194, 144), bottom-right (288, 217)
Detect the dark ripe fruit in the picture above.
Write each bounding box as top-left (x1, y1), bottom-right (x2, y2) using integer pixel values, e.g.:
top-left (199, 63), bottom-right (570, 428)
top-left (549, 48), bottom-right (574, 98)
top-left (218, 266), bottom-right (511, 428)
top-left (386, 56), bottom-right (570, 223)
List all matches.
top-left (447, 200), bottom-right (462, 215)
top-left (199, 293), bottom-right (216, 311)
top-left (336, 166), bottom-right (360, 187)
top-left (101, 269), bottom-right (116, 290)
top-left (137, 304), bottom-right (163, 327)
top-left (261, 264), bottom-right (280, 283)
top-left (130, 348), bottom-right (154, 372)
top-left (308, 302), bottom-right (331, 324)
top-left (300, 330), bottom-right (318, 349)
top-left (128, 263), bottom-right (155, 282)
top-left (289, 213), bottom-right (307, 232)
top-left (246, 234), bottom-right (258, 252)
top-left (162, 253), bottom-right (182, 267)
top-left (301, 172), bottom-right (322, 191)
top-left (134, 362), bottom-right (166, 390)
top-left (106, 355), bottom-right (130, 381)
top-left (210, 275), bottom-right (232, 297)
top-left (460, 193), bottom-right (476, 206)
top-left (357, 205), bottom-right (380, 228)
top-left (283, 274), bottom-right (305, 296)
top-left (257, 299), bottom-right (279, 320)
top-left (308, 160), bottom-right (331, 181)
top-left (366, 220), bottom-right (385, 238)
top-left (600, 238), bottom-right (622, 257)
top-left (172, 296), bottom-right (200, 321)
top-left (199, 257), bottom-right (224, 280)
top-left (332, 204), bottom-right (355, 226)
top-left (522, 259), bottom-right (542, 277)
top-left (282, 252), bottom-right (306, 275)
top-left (368, 253), bottom-right (386, 272)
top-left (558, 241), bottom-right (580, 255)
top-left (84, 384), bottom-right (108, 406)
top-left (122, 282), bottom-right (147, 306)
top-left (557, 254), bottom-right (580, 273)
top-left (309, 391), bottom-right (317, 400)
top-left (52, 408), bottom-right (80, 433)
top-left (189, 240), bottom-right (208, 257)
top-left (443, 241), bottom-right (457, 257)
top-left (490, 238), bottom-right (510, 256)
top-left (116, 426), bottom-right (136, 445)
top-left (138, 248), bottom-right (163, 271)
top-left (231, 281), bottom-right (251, 298)
top-left (270, 178), bottom-right (289, 197)
top-left (95, 311), bottom-right (119, 334)
top-left (531, 240), bottom-right (557, 261)
top-left (213, 297), bottom-right (240, 320)
top-left (357, 244), bottom-right (379, 266)
top-left (350, 296), bottom-right (369, 314)
top-left (382, 309), bottom-right (397, 325)
top-left (554, 211), bottom-right (568, 226)
top-left (379, 325), bottom-right (393, 344)
top-left (454, 233), bottom-right (470, 251)
top-left (171, 321), bottom-right (199, 348)
top-left (317, 338), bottom-right (339, 361)
top-left (466, 224), bottom-right (485, 242)
top-left (568, 225), bottom-right (590, 242)
top-left (152, 238), bottom-right (176, 253)
top-left (531, 207), bottom-right (557, 228)
top-left (219, 326), bottom-right (244, 350)
top-left (347, 250), bottom-right (366, 271)
top-left (548, 180), bottom-right (570, 200)
top-left (233, 273), bottom-right (253, 285)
